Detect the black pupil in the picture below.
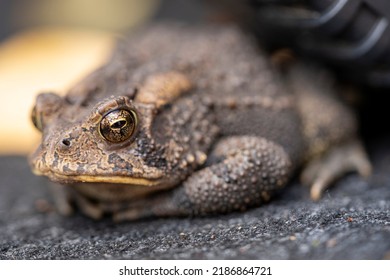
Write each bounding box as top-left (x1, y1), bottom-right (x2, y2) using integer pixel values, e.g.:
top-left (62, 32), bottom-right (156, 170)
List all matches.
top-left (111, 120), bottom-right (127, 129)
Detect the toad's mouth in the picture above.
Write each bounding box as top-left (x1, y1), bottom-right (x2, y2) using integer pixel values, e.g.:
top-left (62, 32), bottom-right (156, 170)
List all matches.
top-left (32, 168), bottom-right (164, 186)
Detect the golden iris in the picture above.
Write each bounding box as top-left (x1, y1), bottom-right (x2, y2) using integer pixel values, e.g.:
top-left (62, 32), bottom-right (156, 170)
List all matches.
top-left (99, 109), bottom-right (137, 143)
top-left (31, 105), bottom-right (43, 132)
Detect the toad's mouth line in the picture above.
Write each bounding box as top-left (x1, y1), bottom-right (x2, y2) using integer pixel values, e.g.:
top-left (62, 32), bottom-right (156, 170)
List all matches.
top-left (32, 169), bottom-right (163, 186)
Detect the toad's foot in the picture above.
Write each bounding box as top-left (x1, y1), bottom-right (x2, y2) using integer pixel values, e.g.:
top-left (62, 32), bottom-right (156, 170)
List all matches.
top-left (49, 182), bottom-right (74, 216)
top-left (301, 140), bottom-right (372, 201)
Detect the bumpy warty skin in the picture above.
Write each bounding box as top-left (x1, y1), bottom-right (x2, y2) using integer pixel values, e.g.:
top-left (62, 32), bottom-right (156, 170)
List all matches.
top-left (29, 23), bottom-right (358, 219)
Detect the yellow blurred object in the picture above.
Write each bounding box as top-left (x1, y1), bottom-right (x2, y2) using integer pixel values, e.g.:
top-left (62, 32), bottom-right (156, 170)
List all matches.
top-left (0, 27), bottom-right (116, 155)
top-left (12, 0), bottom-right (159, 32)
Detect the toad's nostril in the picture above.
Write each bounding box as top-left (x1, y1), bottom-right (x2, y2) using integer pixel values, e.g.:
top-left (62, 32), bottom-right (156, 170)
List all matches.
top-left (56, 137), bottom-right (74, 154)
top-left (62, 138), bottom-right (71, 147)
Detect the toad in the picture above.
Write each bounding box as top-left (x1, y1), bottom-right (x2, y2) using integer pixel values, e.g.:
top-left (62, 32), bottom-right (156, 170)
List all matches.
top-left (29, 24), bottom-right (371, 221)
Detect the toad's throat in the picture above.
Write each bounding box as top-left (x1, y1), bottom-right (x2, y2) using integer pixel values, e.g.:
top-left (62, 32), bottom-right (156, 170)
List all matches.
top-left (32, 168), bottom-right (163, 186)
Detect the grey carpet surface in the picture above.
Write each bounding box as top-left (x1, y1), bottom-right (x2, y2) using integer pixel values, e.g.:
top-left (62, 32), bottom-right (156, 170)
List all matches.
top-left (0, 137), bottom-right (389, 260)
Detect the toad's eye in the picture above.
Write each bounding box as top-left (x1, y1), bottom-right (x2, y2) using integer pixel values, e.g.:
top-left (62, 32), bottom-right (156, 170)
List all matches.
top-left (99, 109), bottom-right (137, 143)
top-left (31, 105), bottom-right (43, 132)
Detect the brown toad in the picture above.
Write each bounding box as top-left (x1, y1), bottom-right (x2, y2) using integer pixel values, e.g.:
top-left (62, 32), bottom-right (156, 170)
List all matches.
top-left (29, 24), bottom-right (371, 221)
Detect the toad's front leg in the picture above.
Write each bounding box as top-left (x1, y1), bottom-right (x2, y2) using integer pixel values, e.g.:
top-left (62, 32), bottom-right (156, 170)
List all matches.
top-left (113, 136), bottom-right (293, 221)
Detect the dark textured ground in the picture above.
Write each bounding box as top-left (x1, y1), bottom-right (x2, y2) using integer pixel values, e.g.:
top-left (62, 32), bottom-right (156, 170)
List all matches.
top-left (0, 135), bottom-right (389, 260)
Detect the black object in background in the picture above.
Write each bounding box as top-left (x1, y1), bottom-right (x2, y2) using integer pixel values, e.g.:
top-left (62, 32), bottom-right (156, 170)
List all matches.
top-left (252, 0), bottom-right (390, 88)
